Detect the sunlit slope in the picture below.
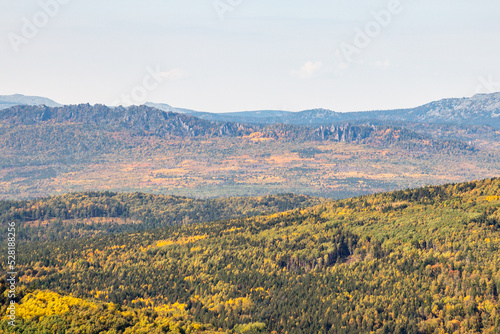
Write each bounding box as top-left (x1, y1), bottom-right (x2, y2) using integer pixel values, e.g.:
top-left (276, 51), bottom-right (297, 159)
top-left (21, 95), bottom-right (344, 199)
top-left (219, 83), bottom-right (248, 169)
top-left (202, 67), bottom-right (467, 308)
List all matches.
top-left (3, 178), bottom-right (500, 333)
top-left (0, 290), bottom-right (224, 333)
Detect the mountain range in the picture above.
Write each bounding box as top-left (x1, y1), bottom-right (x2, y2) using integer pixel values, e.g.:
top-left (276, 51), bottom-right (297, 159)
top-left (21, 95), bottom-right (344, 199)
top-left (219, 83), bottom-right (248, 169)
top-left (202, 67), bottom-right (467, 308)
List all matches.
top-left (3, 92), bottom-right (500, 128)
top-left (1, 93), bottom-right (500, 200)
top-left (0, 103), bottom-right (477, 152)
top-left (147, 93), bottom-right (500, 128)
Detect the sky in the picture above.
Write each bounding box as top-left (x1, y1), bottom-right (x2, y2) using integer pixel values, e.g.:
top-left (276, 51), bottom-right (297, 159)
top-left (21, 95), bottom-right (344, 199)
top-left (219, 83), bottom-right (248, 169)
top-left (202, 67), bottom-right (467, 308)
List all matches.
top-left (1, 0), bottom-right (500, 112)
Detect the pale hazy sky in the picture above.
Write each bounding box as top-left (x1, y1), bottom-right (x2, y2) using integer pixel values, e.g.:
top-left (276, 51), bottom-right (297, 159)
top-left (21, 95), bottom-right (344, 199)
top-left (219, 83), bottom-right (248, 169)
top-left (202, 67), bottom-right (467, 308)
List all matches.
top-left (1, 0), bottom-right (500, 112)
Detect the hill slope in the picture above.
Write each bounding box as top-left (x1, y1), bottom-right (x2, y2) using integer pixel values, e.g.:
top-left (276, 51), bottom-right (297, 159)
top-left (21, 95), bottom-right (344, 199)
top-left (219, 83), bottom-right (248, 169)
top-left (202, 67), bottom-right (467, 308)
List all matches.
top-left (4, 103), bottom-right (469, 145)
top-left (146, 93), bottom-right (500, 128)
top-left (5, 92), bottom-right (500, 127)
top-left (0, 192), bottom-right (322, 242)
top-left (0, 104), bottom-right (254, 137)
top-left (345, 93), bottom-right (500, 128)
top-left (3, 178), bottom-right (500, 333)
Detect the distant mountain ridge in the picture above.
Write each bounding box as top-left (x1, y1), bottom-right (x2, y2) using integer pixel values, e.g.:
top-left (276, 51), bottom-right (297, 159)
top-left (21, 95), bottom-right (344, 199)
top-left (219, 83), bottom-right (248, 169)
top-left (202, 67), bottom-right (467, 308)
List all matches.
top-left (0, 94), bottom-right (61, 109)
top-left (0, 104), bottom-right (476, 156)
top-left (145, 102), bottom-right (339, 125)
top-left (0, 103), bottom-right (396, 143)
top-left (3, 92), bottom-right (500, 128)
top-left (0, 104), bottom-right (254, 138)
top-left (0, 101), bottom-right (496, 200)
top-left (147, 92), bottom-right (500, 128)
top-left (340, 93), bottom-right (500, 127)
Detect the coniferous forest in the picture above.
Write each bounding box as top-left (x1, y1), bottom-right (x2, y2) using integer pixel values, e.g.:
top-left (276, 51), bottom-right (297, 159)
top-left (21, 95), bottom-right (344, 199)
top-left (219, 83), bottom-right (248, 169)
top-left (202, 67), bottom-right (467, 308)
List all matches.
top-left (1, 178), bottom-right (500, 333)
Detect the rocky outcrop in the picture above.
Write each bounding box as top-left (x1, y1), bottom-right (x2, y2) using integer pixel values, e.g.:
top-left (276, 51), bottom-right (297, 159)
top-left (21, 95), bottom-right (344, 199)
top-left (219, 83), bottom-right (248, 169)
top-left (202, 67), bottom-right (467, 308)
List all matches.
top-left (0, 104), bottom-right (256, 138)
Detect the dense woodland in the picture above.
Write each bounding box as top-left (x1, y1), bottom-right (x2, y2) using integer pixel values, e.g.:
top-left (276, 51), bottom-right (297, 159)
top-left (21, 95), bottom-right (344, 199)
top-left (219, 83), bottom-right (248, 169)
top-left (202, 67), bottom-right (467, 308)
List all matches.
top-left (0, 192), bottom-right (322, 242)
top-left (1, 178), bottom-right (500, 333)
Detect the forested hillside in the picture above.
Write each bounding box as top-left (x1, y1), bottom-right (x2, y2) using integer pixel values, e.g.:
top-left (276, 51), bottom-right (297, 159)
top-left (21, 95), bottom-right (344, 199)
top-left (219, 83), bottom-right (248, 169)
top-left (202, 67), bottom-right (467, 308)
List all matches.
top-left (2, 104), bottom-right (476, 145)
top-left (2, 178), bottom-right (500, 333)
top-left (0, 192), bottom-right (322, 242)
top-left (1, 104), bottom-right (499, 200)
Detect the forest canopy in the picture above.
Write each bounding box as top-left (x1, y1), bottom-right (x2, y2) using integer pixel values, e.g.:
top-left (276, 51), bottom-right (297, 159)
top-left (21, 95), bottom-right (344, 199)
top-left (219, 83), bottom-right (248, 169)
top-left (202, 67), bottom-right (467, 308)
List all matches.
top-left (1, 178), bottom-right (500, 333)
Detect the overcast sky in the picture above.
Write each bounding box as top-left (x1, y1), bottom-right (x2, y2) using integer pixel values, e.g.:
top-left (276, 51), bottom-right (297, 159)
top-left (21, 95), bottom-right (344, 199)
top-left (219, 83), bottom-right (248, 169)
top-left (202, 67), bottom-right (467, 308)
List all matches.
top-left (1, 0), bottom-right (500, 112)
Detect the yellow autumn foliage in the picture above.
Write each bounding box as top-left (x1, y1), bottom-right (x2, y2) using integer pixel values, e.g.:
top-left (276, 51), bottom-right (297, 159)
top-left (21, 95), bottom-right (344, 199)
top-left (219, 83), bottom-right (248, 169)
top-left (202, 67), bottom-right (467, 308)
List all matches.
top-left (141, 235), bottom-right (207, 251)
top-left (14, 290), bottom-right (97, 321)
